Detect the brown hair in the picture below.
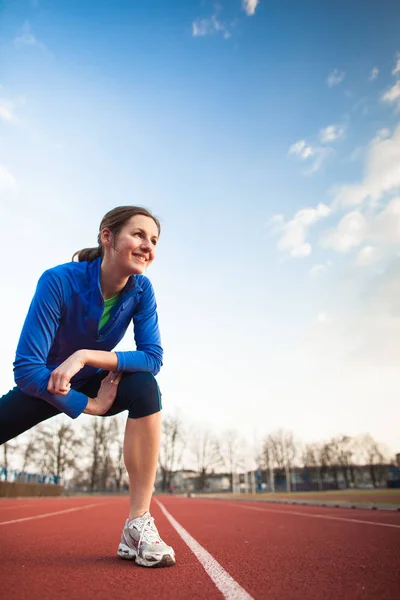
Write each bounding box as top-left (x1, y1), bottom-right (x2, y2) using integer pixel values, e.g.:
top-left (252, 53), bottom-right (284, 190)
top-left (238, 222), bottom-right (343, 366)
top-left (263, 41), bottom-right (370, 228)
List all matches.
top-left (72, 206), bottom-right (161, 262)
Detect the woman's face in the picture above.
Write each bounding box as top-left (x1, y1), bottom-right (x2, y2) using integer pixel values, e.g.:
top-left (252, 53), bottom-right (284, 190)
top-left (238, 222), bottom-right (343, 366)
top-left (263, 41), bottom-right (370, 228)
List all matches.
top-left (103, 214), bottom-right (159, 275)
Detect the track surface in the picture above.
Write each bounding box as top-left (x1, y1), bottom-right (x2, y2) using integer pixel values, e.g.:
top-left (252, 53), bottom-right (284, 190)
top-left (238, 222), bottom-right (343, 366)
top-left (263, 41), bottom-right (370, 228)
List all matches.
top-left (1, 495), bottom-right (399, 599)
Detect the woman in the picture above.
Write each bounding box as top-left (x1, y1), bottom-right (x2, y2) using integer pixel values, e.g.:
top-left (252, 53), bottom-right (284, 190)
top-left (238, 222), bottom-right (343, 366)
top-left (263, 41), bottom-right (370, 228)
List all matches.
top-left (0, 205), bottom-right (175, 568)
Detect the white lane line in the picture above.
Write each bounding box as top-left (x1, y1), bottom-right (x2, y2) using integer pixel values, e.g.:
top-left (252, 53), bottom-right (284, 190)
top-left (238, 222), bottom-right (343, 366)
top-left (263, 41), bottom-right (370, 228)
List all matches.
top-left (0, 502), bottom-right (111, 526)
top-left (220, 502), bottom-right (400, 530)
top-left (155, 499), bottom-right (254, 600)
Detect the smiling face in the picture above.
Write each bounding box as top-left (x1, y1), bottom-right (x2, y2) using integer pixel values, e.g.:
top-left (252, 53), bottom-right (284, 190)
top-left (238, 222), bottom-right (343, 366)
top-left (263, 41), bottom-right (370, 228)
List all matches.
top-left (101, 214), bottom-right (159, 276)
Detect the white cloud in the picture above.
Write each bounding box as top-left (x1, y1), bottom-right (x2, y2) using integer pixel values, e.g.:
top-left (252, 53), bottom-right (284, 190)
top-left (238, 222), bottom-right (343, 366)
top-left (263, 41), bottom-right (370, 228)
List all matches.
top-left (273, 203), bottom-right (331, 258)
top-left (192, 15), bottom-right (231, 38)
top-left (288, 139), bottom-right (313, 159)
top-left (309, 261), bottom-right (332, 276)
top-left (304, 148), bottom-right (333, 175)
top-left (333, 184), bottom-right (369, 208)
top-left (353, 96), bottom-right (369, 116)
top-left (281, 125), bottom-right (400, 265)
top-left (321, 197), bottom-right (400, 258)
top-left (192, 18), bottom-right (214, 37)
top-left (321, 211), bottom-right (367, 253)
top-left (243, 0), bottom-right (259, 16)
top-left (369, 196), bottom-right (400, 246)
top-left (382, 80), bottom-right (400, 111)
top-left (369, 67), bottom-right (379, 81)
top-left (376, 127), bottom-right (391, 139)
top-left (346, 146), bottom-right (364, 163)
top-left (14, 21), bottom-right (46, 50)
top-left (327, 68), bottom-right (345, 87)
top-left (319, 124), bottom-right (346, 143)
top-left (333, 124), bottom-right (400, 208)
top-left (288, 139), bottom-right (333, 174)
top-left (316, 312), bottom-right (327, 323)
top-left (392, 53), bottom-right (400, 76)
top-left (0, 98), bottom-right (17, 122)
top-left (356, 246), bottom-right (382, 267)
top-left (0, 165), bottom-right (17, 190)
top-left (269, 214), bottom-right (284, 229)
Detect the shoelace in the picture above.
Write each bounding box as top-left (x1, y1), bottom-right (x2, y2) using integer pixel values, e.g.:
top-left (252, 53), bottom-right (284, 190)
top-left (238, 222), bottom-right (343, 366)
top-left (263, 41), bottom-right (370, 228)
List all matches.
top-left (130, 516), bottom-right (161, 555)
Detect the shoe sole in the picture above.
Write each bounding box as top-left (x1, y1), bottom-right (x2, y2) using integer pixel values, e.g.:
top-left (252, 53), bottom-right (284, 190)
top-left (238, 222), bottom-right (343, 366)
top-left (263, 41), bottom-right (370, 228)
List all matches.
top-left (117, 543), bottom-right (176, 568)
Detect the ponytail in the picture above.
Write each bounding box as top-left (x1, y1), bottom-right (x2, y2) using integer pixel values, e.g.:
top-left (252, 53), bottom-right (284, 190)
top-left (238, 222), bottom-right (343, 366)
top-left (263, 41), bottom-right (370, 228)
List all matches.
top-left (72, 246), bottom-right (102, 262)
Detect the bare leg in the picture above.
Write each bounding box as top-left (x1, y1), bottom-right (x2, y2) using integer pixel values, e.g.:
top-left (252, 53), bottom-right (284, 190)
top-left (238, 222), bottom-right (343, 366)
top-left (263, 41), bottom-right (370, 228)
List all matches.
top-left (123, 411), bottom-right (161, 519)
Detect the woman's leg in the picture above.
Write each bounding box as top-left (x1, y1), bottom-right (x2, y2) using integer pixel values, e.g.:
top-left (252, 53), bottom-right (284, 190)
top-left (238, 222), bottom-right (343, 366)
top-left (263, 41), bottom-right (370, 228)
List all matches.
top-left (79, 371), bottom-right (174, 567)
top-left (0, 387), bottom-right (60, 445)
top-left (117, 371), bottom-right (162, 519)
top-left (81, 370), bottom-right (163, 518)
top-left (106, 371), bottom-right (162, 518)
top-left (124, 411), bottom-right (161, 519)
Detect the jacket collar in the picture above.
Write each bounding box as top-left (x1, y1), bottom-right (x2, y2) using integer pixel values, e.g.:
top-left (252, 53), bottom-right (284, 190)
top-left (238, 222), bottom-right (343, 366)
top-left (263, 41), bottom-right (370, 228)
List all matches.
top-left (89, 257), bottom-right (143, 297)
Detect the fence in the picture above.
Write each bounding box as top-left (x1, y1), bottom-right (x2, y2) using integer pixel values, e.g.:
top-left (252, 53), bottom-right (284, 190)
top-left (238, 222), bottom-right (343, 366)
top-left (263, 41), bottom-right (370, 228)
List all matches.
top-left (0, 467), bottom-right (60, 486)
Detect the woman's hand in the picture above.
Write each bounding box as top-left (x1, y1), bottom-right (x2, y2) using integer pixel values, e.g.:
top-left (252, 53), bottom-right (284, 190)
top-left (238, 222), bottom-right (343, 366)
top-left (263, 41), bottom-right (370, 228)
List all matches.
top-left (47, 350), bottom-right (87, 395)
top-left (83, 371), bottom-right (122, 416)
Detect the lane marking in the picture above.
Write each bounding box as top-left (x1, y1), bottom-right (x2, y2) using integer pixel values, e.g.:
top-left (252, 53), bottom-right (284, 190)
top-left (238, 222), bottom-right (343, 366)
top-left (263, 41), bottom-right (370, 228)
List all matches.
top-left (0, 502), bottom-right (111, 526)
top-left (220, 502), bottom-right (400, 530)
top-left (155, 499), bottom-right (254, 600)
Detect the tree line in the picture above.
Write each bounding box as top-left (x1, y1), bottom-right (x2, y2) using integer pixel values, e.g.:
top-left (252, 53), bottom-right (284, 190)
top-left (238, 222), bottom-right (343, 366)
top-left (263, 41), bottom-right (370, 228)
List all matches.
top-left (2, 413), bottom-right (396, 492)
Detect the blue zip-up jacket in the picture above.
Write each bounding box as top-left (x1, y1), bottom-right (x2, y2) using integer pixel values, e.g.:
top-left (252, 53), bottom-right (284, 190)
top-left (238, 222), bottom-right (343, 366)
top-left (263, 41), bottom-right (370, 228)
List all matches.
top-left (13, 257), bottom-right (163, 419)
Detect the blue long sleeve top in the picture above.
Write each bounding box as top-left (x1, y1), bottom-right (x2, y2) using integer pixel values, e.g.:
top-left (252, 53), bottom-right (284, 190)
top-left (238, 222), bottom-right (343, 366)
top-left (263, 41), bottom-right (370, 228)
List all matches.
top-left (13, 257), bottom-right (163, 419)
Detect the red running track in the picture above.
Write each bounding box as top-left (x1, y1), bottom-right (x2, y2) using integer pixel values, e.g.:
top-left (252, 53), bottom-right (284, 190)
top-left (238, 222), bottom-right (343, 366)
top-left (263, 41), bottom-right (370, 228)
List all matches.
top-left (0, 495), bottom-right (399, 600)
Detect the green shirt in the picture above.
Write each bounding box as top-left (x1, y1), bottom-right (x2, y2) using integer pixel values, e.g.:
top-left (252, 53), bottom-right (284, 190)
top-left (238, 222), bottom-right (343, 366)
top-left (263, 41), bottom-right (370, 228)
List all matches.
top-left (99, 293), bottom-right (120, 331)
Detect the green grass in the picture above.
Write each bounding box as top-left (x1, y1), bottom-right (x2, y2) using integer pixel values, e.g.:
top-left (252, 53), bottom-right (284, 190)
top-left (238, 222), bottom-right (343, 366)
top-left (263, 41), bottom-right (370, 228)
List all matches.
top-left (204, 489), bottom-right (400, 505)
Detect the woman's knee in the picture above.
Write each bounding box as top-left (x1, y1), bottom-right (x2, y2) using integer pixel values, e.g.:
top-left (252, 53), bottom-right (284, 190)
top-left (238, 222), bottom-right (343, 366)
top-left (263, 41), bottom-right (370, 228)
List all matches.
top-left (119, 372), bottom-right (162, 419)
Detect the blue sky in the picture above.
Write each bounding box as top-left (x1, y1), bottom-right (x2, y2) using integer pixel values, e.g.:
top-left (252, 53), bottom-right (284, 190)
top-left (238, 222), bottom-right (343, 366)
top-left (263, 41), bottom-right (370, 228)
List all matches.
top-left (1, 0), bottom-right (400, 456)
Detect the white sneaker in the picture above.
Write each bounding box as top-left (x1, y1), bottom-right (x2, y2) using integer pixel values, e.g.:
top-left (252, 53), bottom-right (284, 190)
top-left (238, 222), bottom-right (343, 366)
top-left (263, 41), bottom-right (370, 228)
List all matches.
top-left (117, 512), bottom-right (176, 568)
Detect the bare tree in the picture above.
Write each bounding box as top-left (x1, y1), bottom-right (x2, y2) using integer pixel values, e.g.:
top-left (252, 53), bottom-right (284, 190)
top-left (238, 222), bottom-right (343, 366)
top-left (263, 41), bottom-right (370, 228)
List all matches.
top-left (158, 413), bottom-right (185, 492)
top-left (191, 428), bottom-right (223, 491)
top-left (1, 437), bottom-right (21, 476)
top-left (318, 435), bottom-right (359, 489)
top-left (263, 430), bottom-right (297, 492)
top-left (358, 433), bottom-right (388, 487)
top-left (34, 420), bottom-right (83, 482)
top-left (261, 436), bottom-right (275, 492)
top-left (21, 435), bottom-right (40, 473)
top-left (81, 417), bottom-right (125, 492)
top-left (302, 442), bottom-right (323, 490)
top-left (335, 435), bottom-right (357, 487)
top-left (220, 429), bottom-right (247, 492)
top-left (319, 440), bottom-right (340, 487)
top-left (111, 415), bottom-right (127, 492)
top-left (83, 418), bottom-right (118, 492)
top-left (2, 443), bottom-right (9, 479)
top-left (2, 442), bottom-right (10, 474)
top-left (86, 419), bottom-right (102, 491)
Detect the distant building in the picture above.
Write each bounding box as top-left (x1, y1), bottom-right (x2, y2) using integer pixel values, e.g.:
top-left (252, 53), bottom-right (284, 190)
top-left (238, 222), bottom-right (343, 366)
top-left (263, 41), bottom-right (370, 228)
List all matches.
top-left (155, 469), bottom-right (231, 493)
top-left (252, 463), bottom-right (396, 492)
top-left (155, 461), bottom-right (398, 494)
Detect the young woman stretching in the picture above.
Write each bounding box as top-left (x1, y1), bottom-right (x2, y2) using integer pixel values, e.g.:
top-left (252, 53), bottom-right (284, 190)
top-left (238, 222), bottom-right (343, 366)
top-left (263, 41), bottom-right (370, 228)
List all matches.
top-left (0, 205), bottom-right (175, 568)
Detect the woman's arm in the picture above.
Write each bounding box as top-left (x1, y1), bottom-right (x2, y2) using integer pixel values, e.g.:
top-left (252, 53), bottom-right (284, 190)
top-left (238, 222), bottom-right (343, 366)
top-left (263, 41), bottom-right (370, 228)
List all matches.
top-left (13, 270), bottom-right (89, 419)
top-left (114, 277), bottom-right (163, 374)
top-left (47, 349), bottom-right (118, 395)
